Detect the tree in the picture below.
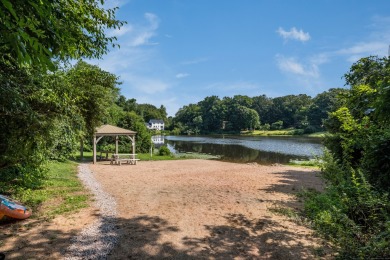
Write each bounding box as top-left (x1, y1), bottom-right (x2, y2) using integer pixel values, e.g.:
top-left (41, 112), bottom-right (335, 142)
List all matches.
top-left (117, 112), bottom-right (152, 153)
top-left (251, 95), bottom-right (274, 125)
top-left (307, 88), bottom-right (348, 128)
top-left (306, 56), bottom-right (390, 258)
top-left (174, 104), bottom-right (201, 133)
top-left (0, 59), bottom-right (81, 190)
top-left (0, 0), bottom-right (124, 69)
top-left (198, 96), bottom-right (223, 132)
top-left (270, 94), bottom-right (312, 128)
top-left (227, 104), bottom-right (260, 131)
top-left (66, 61), bottom-right (120, 137)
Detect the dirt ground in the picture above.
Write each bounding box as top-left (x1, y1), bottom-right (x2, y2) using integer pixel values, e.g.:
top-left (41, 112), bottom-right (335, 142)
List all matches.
top-left (0, 159), bottom-right (333, 259)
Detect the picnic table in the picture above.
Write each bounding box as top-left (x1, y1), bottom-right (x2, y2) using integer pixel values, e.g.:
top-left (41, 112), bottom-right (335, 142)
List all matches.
top-left (110, 154), bottom-right (140, 165)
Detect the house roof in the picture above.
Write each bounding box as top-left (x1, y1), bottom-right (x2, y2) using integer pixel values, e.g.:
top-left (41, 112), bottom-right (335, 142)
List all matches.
top-left (149, 119), bottom-right (164, 124)
top-left (95, 124), bottom-right (136, 136)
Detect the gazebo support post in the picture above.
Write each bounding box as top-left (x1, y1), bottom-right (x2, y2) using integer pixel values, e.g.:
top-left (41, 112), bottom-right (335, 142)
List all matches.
top-left (133, 136), bottom-right (136, 156)
top-left (115, 136), bottom-right (119, 154)
top-left (93, 135), bottom-right (97, 164)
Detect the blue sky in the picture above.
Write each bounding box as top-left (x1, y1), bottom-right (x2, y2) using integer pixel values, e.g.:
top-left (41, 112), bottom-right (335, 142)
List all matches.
top-left (91, 0), bottom-right (390, 116)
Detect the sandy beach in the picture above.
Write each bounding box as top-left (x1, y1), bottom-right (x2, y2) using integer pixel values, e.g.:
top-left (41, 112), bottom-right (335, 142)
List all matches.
top-left (0, 159), bottom-right (332, 259)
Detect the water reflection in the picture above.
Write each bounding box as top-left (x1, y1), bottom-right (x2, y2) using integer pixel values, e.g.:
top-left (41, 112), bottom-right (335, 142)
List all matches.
top-left (163, 135), bottom-right (324, 165)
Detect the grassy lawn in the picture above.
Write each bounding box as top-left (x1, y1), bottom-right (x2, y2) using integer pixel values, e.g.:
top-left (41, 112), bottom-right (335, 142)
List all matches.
top-left (287, 159), bottom-right (321, 169)
top-left (241, 129), bottom-right (300, 136)
top-left (12, 160), bottom-right (90, 220)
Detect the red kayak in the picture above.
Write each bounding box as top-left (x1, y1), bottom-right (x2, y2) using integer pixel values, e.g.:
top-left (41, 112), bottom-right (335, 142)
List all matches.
top-left (0, 195), bottom-right (32, 220)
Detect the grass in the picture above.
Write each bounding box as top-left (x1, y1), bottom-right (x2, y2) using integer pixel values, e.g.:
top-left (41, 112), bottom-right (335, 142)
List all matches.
top-left (241, 129), bottom-right (299, 136)
top-left (306, 131), bottom-right (327, 138)
top-left (14, 160), bottom-right (90, 220)
top-left (241, 129), bottom-right (328, 137)
top-left (288, 159), bottom-right (321, 168)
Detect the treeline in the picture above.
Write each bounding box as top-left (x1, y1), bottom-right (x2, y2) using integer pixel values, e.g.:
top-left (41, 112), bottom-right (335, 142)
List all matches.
top-left (171, 89), bottom-right (347, 134)
top-left (305, 56), bottom-right (390, 258)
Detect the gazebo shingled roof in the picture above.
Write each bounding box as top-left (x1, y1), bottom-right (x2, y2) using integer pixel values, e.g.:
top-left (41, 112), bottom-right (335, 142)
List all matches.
top-left (95, 124), bottom-right (137, 136)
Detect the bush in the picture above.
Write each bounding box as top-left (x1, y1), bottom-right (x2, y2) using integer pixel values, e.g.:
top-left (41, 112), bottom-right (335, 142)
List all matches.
top-left (304, 153), bottom-right (390, 259)
top-left (260, 123), bottom-right (270, 130)
top-left (271, 120), bottom-right (283, 130)
top-left (158, 146), bottom-right (171, 156)
top-left (303, 125), bottom-right (318, 134)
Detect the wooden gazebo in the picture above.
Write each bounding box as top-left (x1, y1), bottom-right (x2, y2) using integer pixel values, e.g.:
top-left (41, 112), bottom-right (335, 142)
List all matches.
top-left (93, 124), bottom-right (137, 164)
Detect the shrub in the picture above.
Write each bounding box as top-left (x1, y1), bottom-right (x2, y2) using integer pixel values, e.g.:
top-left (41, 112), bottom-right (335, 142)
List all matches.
top-left (304, 153), bottom-right (390, 259)
top-left (271, 120), bottom-right (283, 130)
top-left (158, 146), bottom-right (171, 156)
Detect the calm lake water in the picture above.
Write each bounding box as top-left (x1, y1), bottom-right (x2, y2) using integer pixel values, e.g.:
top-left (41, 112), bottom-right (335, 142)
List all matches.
top-left (160, 135), bottom-right (324, 165)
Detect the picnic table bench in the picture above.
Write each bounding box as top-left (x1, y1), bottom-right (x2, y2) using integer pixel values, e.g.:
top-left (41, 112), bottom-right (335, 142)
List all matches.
top-left (110, 154), bottom-right (140, 165)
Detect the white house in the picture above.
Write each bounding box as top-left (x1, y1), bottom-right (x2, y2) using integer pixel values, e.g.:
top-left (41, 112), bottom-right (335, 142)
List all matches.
top-left (146, 119), bottom-right (165, 130)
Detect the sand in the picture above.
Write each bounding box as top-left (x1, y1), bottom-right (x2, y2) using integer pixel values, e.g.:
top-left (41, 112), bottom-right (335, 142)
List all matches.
top-left (0, 159), bottom-right (332, 259)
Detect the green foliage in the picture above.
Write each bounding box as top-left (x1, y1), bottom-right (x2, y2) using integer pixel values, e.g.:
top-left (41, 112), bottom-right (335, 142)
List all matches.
top-left (174, 91), bottom-right (343, 134)
top-left (0, 58), bottom-right (121, 192)
top-left (270, 120), bottom-right (284, 130)
top-left (305, 56), bottom-right (390, 259)
top-left (118, 111), bottom-right (152, 153)
top-left (307, 88), bottom-right (348, 129)
top-left (304, 155), bottom-right (390, 259)
top-left (0, 58), bottom-right (82, 189)
top-left (158, 146), bottom-right (172, 156)
top-left (0, 0), bottom-right (124, 69)
top-left (259, 123), bottom-right (270, 131)
top-left (67, 60), bottom-right (120, 137)
top-left (16, 160), bottom-right (89, 218)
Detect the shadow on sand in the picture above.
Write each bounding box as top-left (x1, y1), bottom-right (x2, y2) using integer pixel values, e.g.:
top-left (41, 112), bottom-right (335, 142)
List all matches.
top-left (1, 168), bottom-right (331, 259)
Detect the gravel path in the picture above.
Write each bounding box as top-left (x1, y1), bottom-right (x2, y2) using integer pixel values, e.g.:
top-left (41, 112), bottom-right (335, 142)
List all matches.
top-left (63, 164), bottom-right (118, 259)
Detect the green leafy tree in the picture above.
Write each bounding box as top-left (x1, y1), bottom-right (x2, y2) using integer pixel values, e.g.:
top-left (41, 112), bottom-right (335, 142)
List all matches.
top-left (0, 60), bottom-right (81, 190)
top-left (270, 94), bottom-right (312, 128)
top-left (66, 61), bottom-right (120, 137)
top-left (307, 88), bottom-right (348, 129)
top-left (137, 103), bottom-right (166, 122)
top-left (251, 95), bottom-right (274, 125)
top-left (174, 104), bottom-right (201, 133)
top-left (227, 104), bottom-right (260, 131)
top-left (305, 56), bottom-right (390, 258)
top-left (198, 96), bottom-right (224, 132)
top-left (0, 0), bottom-right (124, 69)
top-left (117, 112), bottom-right (152, 153)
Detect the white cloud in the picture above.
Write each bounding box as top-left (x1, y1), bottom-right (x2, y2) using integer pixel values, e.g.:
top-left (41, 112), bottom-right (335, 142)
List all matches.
top-left (144, 13), bottom-right (159, 30)
top-left (276, 55), bottom-right (319, 78)
top-left (107, 25), bottom-right (133, 37)
top-left (131, 31), bottom-right (156, 46)
top-left (175, 73), bottom-right (190, 79)
top-left (336, 42), bottom-right (388, 62)
top-left (125, 13), bottom-right (160, 47)
top-left (332, 16), bottom-right (390, 62)
top-left (277, 27), bottom-right (310, 42)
